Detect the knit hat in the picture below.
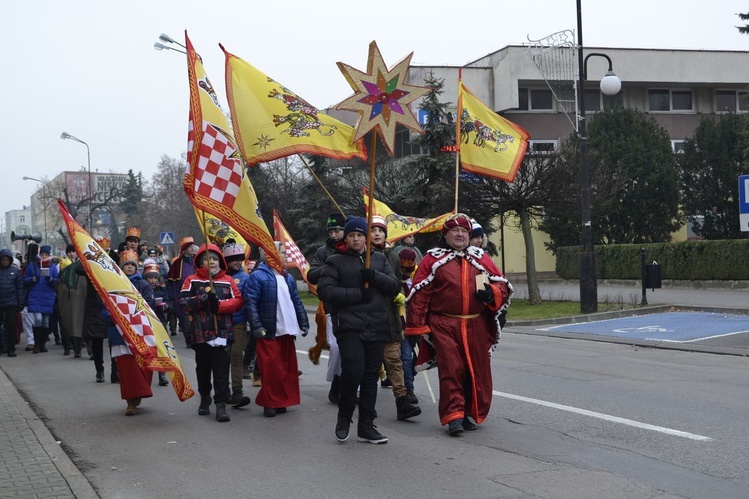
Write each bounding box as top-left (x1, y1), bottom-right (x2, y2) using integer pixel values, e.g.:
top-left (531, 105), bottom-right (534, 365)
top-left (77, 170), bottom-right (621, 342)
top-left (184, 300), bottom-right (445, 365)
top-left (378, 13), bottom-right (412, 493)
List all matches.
top-left (143, 263), bottom-right (161, 279)
top-left (471, 219), bottom-right (484, 239)
top-left (222, 242), bottom-right (245, 262)
top-left (398, 247), bottom-right (417, 275)
top-left (327, 212), bottom-right (346, 231)
top-left (441, 213), bottom-right (472, 235)
top-left (371, 215), bottom-right (387, 235)
top-left (119, 249), bottom-right (139, 267)
top-left (40, 245), bottom-right (52, 255)
top-left (343, 216), bottom-right (368, 237)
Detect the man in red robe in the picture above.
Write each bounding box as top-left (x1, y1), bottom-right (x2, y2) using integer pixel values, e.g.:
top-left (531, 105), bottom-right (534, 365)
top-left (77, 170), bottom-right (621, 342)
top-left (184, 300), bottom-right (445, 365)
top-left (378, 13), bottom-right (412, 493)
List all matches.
top-left (405, 213), bottom-right (513, 435)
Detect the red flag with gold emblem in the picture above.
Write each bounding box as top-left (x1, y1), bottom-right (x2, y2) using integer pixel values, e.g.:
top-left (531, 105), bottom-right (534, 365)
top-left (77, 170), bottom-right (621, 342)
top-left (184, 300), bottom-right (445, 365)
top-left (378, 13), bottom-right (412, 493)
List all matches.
top-left (272, 210), bottom-right (314, 294)
top-left (58, 199), bottom-right (194, 401)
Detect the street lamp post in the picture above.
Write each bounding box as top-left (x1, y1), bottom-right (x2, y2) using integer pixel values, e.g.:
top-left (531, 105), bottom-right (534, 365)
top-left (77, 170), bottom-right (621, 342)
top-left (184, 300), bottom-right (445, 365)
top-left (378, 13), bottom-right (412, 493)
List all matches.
top-left (60, 132), bottom-right (93, 231)
top-left (576, 0), bottom-right (621, 313)
top-left (23, 176), bottom-right (47, 244)
top-left (153, 33), bottom-right (186, 54)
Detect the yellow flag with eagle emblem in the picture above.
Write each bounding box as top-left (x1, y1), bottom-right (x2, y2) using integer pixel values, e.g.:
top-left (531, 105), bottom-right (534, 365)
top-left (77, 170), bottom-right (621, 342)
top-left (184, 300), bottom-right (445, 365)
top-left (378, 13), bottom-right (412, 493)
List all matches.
top-left (58, 199), bottom-right (194, 401)
top-left (363, 190), bottom-right (453, 243)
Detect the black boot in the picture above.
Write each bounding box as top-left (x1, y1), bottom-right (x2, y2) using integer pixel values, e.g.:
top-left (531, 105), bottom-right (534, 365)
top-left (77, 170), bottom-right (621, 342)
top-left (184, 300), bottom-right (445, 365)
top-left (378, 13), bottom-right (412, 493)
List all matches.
top-left (39, 328), bottom-right (50, 352)
top-left (328, 375), bottom-right (340, 404)
top-left (110, 359), bottom-right (119, 383)
top-left (72, 337), bottom-right (82, 358)
top-left (229, 390), bottom-right (251, 408)
top-left (198, 394), bottom-right (211, 416)
top-left (215, 403), bottom-right (230, 422)
top-left (396, 396), bottom-right (422, 420)
top-left (32, 327), bottom-right (41, 354)
top-left (158, 372), bottom-right (169, 386)
top-left (95, 370), bottom-right (105, 383)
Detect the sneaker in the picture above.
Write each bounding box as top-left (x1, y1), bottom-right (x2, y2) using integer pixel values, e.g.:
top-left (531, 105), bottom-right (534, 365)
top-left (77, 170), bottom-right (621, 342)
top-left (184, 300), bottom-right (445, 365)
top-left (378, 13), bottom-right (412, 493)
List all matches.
top-left (335, 414), bottom-right (351, 443)
top-left (357, 421), bottom-right (388, 444)
top-left (229, 391), bottom-right (251, 408)
top-left (7, 351), bottom-right (17, 357)
top-left (125, 405), bottom-right (137, 416)
top-left (25, 344), bottom-right (35, 351)
top-left (95, 371), bottom-right (105, 383)
top-left (448, 419), bottom-right (464, 436)
top-left (462, 417), bottom-right (478, 431)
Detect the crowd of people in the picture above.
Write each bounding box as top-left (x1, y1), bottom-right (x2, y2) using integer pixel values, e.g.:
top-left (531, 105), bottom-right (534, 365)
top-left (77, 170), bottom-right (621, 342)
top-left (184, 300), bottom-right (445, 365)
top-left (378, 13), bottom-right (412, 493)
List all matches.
top-left (0, 214), bottom-right (512, 441)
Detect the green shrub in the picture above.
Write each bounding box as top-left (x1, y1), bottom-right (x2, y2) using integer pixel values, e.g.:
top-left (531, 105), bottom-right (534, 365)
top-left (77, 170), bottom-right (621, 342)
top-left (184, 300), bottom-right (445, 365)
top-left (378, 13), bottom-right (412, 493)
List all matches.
top-left (556, 240), bottom-right (749, 280)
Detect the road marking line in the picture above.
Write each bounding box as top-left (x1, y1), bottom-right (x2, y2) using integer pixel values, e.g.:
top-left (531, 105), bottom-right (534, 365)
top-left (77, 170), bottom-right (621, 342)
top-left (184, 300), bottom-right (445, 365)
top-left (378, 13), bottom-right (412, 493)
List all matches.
top-left (494, 391), bottom-right (712, 441)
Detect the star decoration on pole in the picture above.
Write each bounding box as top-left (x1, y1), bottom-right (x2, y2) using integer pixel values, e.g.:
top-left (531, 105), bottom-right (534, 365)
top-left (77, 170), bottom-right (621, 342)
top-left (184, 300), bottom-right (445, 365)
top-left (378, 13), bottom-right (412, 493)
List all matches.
top-left (336, 41), bottom-right (429, 156)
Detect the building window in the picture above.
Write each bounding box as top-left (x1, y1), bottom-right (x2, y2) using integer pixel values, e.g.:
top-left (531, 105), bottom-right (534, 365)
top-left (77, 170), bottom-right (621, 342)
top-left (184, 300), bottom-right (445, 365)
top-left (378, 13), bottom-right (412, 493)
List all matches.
top-left (20, 215), bottom-right (25, 223)
top-left (584, 89), bottom-right (600, 112)
top-left (671, 139), bottom-right (686, 153)
top-left (603, 91), bottom-right (624, 109)
top-left (649, 89), bottom-right (693, 112)
top-left (527, 140), bottom-right (558, 155)
top-left (517, 88), bottom-right (554, 111)
top-left (716, 90), bottom-right (749, 113)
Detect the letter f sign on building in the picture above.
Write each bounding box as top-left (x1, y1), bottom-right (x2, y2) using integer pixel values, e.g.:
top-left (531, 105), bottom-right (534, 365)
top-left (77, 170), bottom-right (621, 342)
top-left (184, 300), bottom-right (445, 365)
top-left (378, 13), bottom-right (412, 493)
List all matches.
top-left (739, 175), bottom-right (749, 232)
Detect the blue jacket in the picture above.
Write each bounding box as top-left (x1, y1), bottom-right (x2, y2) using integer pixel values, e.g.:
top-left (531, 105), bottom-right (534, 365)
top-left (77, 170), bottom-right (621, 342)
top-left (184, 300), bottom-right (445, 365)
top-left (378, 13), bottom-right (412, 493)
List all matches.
top-left (23, 259), bottom-right (58, 314)
top-left (0, 249), bottom-right (24, 309)
top-left (227, 267), bottom-right (249, 324)
top-left (243, 262), bottom-right (309, 339)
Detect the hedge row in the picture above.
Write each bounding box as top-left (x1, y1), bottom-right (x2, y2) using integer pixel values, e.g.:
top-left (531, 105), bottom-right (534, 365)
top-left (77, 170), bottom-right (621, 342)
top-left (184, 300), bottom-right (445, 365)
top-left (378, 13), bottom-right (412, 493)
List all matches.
top-left (556, 240), bottom-right (749, 280)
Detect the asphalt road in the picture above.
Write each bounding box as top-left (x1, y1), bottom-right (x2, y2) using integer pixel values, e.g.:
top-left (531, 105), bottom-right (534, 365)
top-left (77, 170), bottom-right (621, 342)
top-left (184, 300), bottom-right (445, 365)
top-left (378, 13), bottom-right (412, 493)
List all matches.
top-left (2, 310), bottom-right (748, 499)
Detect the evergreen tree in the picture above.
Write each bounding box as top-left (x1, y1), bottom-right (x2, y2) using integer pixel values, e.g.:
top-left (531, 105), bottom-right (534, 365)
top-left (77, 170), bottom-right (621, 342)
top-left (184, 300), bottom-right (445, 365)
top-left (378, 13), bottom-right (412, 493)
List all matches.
top-left (679, 113), bottom-right (749, 239)
top-left (738, 12), bottom-right (749, 34)
top-left (120, 169), bottom-right (143, 217)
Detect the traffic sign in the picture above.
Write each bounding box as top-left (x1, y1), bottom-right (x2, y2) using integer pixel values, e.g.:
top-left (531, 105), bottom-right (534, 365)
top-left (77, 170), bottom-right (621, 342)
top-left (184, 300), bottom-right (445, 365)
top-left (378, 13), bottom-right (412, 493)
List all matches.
top-left (160, 231), bottom-right (175, 245)
top-left (739, 175), bottom-right (749, 232)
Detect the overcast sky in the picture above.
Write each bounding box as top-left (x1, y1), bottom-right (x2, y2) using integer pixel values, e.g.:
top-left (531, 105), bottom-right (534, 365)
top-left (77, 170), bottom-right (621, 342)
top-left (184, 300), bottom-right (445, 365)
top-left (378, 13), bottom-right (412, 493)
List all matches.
top-left (2, 0), bottom-right (747, 230)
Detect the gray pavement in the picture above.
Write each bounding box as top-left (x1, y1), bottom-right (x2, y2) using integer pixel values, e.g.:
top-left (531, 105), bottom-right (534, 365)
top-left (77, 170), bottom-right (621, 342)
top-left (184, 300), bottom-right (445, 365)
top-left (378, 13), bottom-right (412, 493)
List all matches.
top-left (0, 363), bottom-right (97, 499)
top-left (0, 278), bottom-right (746, 498)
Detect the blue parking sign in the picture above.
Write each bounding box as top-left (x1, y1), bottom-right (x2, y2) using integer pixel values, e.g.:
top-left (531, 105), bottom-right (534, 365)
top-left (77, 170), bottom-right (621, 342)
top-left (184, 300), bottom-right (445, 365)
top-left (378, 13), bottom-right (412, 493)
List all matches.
top-left (739, 175), bottom-right (749, 232)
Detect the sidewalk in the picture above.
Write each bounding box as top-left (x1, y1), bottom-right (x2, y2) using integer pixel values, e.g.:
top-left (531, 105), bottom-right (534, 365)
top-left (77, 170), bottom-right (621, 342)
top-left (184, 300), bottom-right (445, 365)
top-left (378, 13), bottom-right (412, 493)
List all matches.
top-left (0, 365), bottom-right (97, 499)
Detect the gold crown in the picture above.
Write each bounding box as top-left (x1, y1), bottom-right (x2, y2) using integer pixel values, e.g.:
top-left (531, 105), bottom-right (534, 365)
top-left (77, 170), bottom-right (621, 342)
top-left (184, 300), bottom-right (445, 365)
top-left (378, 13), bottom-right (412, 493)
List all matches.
top-left (126, 227), bottom-right (141, 240)
top-left (179, 236), bottom-right (194, 249)
top-left (94, 237), bottom-right (111, 250)
top-left (119, 249), bottom-right (139, 265)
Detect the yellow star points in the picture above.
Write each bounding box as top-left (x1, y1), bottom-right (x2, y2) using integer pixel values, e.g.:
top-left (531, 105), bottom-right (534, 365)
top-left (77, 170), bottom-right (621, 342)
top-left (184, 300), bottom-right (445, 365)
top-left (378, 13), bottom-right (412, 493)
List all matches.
top-left (335, 41), bottom-right (429, 156)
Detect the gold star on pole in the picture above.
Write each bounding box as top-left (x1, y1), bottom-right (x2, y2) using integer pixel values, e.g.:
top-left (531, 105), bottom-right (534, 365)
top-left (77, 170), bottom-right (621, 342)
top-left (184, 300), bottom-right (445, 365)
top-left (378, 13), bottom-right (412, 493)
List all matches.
top-left (336, 41), bottom-right (429, 156)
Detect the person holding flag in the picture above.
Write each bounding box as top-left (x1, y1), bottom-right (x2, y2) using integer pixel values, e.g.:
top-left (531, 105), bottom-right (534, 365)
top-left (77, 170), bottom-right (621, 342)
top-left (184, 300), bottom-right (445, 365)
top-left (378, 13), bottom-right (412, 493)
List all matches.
top-left (102, 249), bottom-right (156, 416)
top-left (180, 244), bottom-right (243, 422)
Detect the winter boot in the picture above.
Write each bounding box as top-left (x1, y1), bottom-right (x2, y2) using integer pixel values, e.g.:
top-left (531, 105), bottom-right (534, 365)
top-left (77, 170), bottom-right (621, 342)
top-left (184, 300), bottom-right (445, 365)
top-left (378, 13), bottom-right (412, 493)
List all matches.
top-left (158, 372), bottom-right (169, 386)
top-left (328, 375), bottom-right (341, 404)
top-left (405, 389), bottom-right (419, 405)
top-left (39, 328), bottom-right (50, 352)
top-left (357, 420), bottom-right (388, 444)
top-left (215, 403), bottom-right (230, 422)
top-left (198, 394), bottom-right (211, 416)
top-left (96, 370), bottom-right (105, 383)
top-left (229, 390), bottom-right (251, 408)
top-left (125, 397), bottom-right (141, 416)
top-left (72, 337), bottom-right (82, 358)
top-left (396, 396), bottom-right (422, 420)
top-left (32, 327), bottom-right (41, 354)
top-left (110, 359), bottom-right (119, 383)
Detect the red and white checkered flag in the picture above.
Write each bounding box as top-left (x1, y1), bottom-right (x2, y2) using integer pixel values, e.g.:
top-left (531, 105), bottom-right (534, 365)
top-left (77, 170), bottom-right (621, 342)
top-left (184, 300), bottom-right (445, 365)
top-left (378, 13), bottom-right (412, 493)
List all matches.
top-left (192, 122), bottom-right (243, 206)
top-left (108, 294), bottom-right (158, 348)
top-left (273, 210), bottom-right (310, 280)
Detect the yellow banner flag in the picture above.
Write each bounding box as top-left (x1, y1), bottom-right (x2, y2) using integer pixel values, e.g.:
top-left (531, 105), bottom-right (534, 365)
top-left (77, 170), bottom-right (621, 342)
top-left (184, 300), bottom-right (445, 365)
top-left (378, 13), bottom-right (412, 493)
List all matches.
top-left (458, 80), bottom-right (530, 182)
top-left (183, 31), bottom-right (283, 274)
top-left (222, 45), bottom-right (367, 166)
top-left (193, 206), bottom-right (251, 255)
top-left (363, 192), bottom-right (453, 243)
top-left (58, 200), bottom-right (194, 401)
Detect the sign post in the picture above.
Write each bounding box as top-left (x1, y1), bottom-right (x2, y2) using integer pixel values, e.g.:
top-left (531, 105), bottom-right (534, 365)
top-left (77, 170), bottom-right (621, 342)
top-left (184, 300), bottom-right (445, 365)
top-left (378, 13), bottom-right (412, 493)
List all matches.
top-left (739, 175), bottom-right (749, 232)
top-left (160, 232), bottom-right (175, 245)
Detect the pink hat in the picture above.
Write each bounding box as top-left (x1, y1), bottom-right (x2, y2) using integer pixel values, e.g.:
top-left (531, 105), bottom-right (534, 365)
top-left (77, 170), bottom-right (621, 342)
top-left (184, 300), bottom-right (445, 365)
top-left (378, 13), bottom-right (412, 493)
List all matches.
top-left (441, 213), bottom-right (472, 235)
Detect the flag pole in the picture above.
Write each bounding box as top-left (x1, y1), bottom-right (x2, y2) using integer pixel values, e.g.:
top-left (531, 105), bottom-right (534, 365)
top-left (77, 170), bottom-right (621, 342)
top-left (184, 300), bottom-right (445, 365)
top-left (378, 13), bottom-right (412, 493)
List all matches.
top-left (199, 209), bottom-right (220, 333)
top-left (454, 70), bottom-right (463, 213)
top-left (364, 132), bottom-right (377, 272)
top-left (296, 154), bottom-right (347, 218)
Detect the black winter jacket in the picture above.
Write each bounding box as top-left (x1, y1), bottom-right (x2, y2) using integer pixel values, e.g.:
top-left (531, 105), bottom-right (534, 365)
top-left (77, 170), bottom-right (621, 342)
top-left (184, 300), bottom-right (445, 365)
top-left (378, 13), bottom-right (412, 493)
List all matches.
top-left (318, 243), bottom-right (400, 342)
top-left (0, 249), bottom-right (24, 309)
